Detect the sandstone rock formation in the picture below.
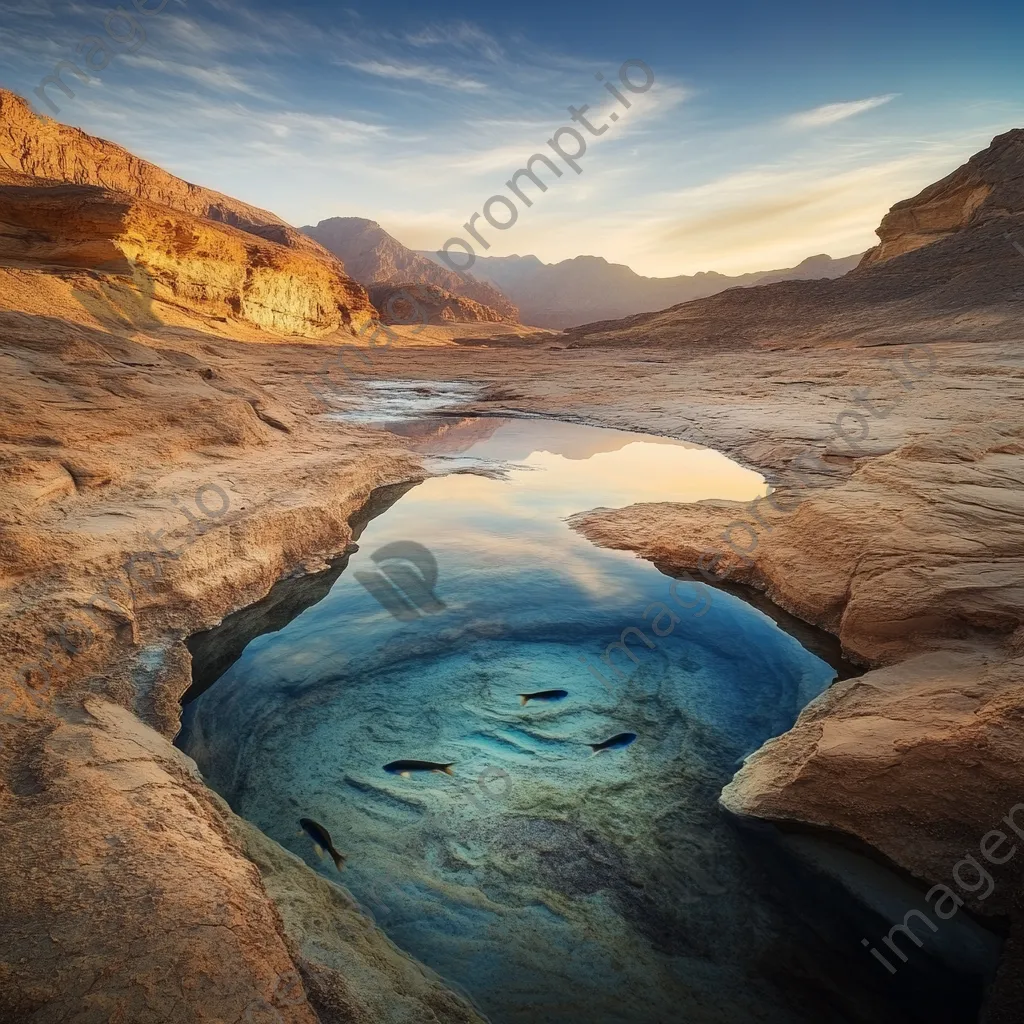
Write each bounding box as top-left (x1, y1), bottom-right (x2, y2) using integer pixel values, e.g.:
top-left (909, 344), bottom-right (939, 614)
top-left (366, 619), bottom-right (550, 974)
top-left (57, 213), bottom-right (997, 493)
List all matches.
top-left (863, 128), bottom-right (1024, 266)
top-left (0, 88), bottom-right (379, 337)
top-left (0, 181), bottom-right (375, 337)
top-left (0, 90), bottom-right (334, 265)
top-left (303, 217), bottom-right (519, 323)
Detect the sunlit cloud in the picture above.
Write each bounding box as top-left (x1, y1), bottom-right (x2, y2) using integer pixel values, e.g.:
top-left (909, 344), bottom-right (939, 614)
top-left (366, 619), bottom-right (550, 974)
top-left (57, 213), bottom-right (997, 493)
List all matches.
top-left (785, 94), bottom-right (898, 129)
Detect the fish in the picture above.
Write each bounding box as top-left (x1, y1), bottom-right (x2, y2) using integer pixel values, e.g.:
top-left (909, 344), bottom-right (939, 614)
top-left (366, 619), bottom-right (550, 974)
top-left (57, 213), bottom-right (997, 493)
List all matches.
top-left (383, 759), bottom-right (456, 779)
top-left (588, 732), bottom-right (637, 754)
top-left (298, 817), bottom-right (346, 872)
top-left (517, 689), bottom-right (569, 706)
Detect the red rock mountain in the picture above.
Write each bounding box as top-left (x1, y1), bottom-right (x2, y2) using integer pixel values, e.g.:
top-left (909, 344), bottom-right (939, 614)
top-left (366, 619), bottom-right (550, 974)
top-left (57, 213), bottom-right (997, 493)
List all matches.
top-left (302, 217), bottom-right (519, 323)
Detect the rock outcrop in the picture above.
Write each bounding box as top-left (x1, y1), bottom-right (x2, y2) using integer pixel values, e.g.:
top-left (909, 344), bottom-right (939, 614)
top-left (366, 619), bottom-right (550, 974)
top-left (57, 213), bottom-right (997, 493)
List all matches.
top-left (303, 217), bottom-right (519, 323)
top-left (0, 181), bottom-right (375, 337)
top-left (368, 283), bottom-right (507, 325)
top-left (0, 90), bottom-right (334, 265)
top-left (0, 88), bottom-right (380, 337)
top-left (863, 128), bottom-right (1024, 266)
top-left (560, 130), bottom-right (1024, 350)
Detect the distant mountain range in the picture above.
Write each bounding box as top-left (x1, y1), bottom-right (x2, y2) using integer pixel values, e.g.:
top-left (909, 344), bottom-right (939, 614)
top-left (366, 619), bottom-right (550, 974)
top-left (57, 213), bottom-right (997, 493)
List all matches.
top-left (417, 251), bottom-right (866, 329)
top-left (301, 216), bottom-right (864, 331)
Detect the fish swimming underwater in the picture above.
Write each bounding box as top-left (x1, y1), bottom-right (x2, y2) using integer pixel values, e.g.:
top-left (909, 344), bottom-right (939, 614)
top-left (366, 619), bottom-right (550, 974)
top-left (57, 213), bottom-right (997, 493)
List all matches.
top-left (518, 689), bottom-right (569, 706)
top-left (589, 732), bottom-right (637, 754)
top-left (298, 817), bottom-right (346, 871)
top-left (383, 759), bottom-right (456, 778)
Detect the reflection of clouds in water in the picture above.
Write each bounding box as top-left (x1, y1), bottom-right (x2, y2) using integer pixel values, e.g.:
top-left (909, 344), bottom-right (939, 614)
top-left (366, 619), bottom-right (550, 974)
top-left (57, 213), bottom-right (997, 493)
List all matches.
top-left (405, 434), bottom-right (766, 521)
top-left (408, 416), bottom-right (702, 463)
top-left (516, 443), bottom-right (766, 507)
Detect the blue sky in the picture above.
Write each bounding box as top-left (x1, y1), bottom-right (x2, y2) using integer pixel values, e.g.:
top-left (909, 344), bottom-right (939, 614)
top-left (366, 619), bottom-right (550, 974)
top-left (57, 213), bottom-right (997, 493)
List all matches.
top-left (1, 0), bottom-right (1022, 275)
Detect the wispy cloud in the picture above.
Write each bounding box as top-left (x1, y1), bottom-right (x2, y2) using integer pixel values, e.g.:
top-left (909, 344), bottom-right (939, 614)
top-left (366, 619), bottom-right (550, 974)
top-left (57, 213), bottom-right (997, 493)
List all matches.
top-left (785, 94), bottom-right (898, 129)
top-left (120, 54), bottom-right (263, 96)
top-left (404, 22), bottom-right (504, 62)
top-left (336, 58), bottom-right (488, 92)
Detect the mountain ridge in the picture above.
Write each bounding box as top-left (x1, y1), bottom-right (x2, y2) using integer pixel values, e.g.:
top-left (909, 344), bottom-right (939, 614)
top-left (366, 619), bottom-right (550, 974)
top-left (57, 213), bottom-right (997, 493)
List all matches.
top-left (417, 249), bottom-right (864, 328)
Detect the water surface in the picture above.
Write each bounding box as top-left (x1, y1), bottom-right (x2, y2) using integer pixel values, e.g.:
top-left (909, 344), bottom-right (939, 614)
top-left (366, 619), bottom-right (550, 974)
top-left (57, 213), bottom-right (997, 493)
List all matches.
top-left (179, 415), bottom-right (983, 1024)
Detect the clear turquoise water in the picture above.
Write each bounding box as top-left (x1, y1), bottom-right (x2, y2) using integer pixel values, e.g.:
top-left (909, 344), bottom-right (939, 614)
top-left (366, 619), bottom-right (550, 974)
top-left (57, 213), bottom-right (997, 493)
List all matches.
top-left (179, 417), bottom-right (975, 1024)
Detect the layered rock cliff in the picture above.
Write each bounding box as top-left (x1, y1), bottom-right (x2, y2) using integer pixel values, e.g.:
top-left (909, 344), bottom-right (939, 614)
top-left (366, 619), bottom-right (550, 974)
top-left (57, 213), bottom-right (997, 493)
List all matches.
top-left (0, 181), bottom-right (375, 336)
top-left (0, 90), bottom-right (332, 262)
top-left (862, 128), bottom-right (1024, 266)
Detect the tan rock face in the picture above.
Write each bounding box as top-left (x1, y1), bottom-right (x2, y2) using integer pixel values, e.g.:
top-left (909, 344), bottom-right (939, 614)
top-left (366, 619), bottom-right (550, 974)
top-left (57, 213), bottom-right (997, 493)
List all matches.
top-left (717, 650), bottom-right (1024, 922)
top-left (0, 89), bottom-right (381, 332)
top-left (0, 181), bottom-right (376, 337)
top-left (863, 128), bottom-right (1024, 266)
top-left (569, 432), bottom-right (1024, 666)
top-left (0, 697), bottom-right (323, 1023)
top-left (0, 90), bottom-right (323, 262)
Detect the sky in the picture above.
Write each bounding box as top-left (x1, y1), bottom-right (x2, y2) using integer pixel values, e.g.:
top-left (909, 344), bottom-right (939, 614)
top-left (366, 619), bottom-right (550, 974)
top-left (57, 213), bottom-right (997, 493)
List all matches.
top-left (1, 0), bottom-right (1022, 277)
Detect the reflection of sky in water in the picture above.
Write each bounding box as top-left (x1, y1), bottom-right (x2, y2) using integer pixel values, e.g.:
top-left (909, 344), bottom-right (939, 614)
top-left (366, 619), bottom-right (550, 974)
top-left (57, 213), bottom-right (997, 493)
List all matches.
top-left (179, 419), bottom-right (861, 1024)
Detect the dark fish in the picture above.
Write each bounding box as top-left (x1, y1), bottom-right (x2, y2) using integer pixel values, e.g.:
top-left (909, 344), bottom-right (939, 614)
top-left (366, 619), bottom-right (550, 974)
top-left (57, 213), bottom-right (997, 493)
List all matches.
top-left (589, 732), bottom-right (637, 754)
top-left (383, 759), bottom-right (456, 778)
top-left (298, 817), bottom-right (346, 871)
top-left (518, 689), bottom-right (569, 706)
